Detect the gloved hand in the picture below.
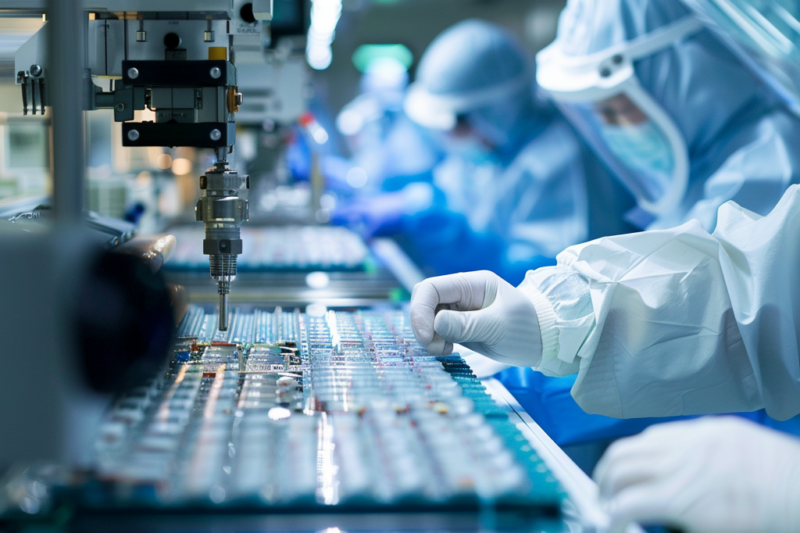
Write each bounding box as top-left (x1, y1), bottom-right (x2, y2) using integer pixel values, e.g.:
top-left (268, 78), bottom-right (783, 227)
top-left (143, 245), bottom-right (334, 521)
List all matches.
top-left (594, 417), bottom-right (800, 533)
top-left (409, 270), bottom-right (542, 366)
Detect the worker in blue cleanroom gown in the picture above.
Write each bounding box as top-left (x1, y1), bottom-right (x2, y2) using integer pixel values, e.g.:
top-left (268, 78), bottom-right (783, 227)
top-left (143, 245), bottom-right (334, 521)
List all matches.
top-left (332, 19), bottom-right (634, 285)
top-left (407, 0), bottom-right (800, 528)
top-left (482, 0), bottom-right (800, 453)
top-left (324, 56), bottom-right (443, 196)
top-left (410, 184), bottom-right (800, 533)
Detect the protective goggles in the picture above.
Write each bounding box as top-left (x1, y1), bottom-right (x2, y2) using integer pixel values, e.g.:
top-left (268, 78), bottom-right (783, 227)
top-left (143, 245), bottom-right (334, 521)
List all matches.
top-left (537, 17), bottom-right (704, 216)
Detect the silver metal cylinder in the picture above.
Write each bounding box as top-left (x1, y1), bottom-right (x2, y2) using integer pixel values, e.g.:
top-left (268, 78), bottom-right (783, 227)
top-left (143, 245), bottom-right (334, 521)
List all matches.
top-left (219, 293), bottom-right (228, 331)
top-left (210, 253), bottom-right (236, 331)
top-left (197, 162), bottom-right (248, 332)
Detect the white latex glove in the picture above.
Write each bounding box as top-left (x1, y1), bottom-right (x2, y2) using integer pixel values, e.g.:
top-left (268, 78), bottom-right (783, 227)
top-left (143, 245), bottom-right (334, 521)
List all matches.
top-left (409, 271), bottom-right (542, 366)
top-left (594, 417), bottom-right (800, 533)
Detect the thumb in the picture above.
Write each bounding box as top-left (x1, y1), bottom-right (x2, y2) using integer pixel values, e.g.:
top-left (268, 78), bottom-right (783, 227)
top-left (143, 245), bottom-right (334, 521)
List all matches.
top-left (434, 308), bottom-right (496, 345)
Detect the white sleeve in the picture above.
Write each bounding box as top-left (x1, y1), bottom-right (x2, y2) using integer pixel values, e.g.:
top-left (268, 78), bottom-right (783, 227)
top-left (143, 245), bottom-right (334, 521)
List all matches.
top-left (518, 185), bottom-right (800, 421)
top-left (517, 266), bottom-right (595, 377)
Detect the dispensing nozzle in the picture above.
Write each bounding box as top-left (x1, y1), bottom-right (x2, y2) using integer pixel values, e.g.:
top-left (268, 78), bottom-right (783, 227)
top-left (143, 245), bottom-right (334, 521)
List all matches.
top-left (219, 291), bottom-right (228, 331)
top-left (195, 160), bottom-right (248, 331)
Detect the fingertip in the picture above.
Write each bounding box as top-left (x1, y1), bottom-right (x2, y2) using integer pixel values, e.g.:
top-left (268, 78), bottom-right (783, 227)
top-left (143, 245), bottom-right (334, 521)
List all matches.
top-left (410, 308), bottom-right (434, 345)
top-left (427, 333), bottom-right (447, 355)
top-left (409, 282), bottom-right (438, 346)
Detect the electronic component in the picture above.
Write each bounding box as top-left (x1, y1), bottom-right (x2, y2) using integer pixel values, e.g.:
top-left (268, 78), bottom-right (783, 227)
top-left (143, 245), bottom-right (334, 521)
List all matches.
top-left (89, 306), bottom-right (563, 514)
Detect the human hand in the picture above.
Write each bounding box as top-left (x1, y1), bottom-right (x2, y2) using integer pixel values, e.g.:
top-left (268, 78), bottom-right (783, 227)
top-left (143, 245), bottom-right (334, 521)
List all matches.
top-left (410, 270), bottom-right (542, 366)
top-left (595, 417), bottom-right (800, 533)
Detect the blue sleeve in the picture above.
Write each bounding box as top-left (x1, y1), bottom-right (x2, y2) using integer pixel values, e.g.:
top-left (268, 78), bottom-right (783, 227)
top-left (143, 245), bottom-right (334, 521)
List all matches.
top-left (399, 205), bottom-right (555, 285)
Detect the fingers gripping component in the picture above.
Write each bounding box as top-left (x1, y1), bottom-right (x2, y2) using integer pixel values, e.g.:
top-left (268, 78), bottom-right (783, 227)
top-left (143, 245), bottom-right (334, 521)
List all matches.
top-left (195, 161), bottom-right (249, 331)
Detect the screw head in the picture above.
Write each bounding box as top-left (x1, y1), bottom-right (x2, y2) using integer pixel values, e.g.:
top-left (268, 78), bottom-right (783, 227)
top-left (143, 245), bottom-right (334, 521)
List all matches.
top-left (115, 102), bottom-right (125, 111)
top-left (127, 129), bottom-right (140, 141)
top-left (29, 64), bottom-right (42, 77)
top-left (210, 129), bottom-right (222, 141)
top-left (210, 67), bottom-right (222, 79)
top-left (127, 67), bottom-right (139, 79)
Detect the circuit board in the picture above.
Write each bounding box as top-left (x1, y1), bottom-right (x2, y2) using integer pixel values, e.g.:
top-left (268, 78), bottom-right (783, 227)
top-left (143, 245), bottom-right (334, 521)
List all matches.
top-left (90, 306), bottom-right (563, 514)
top-left (166, 226), bottom-right (369, 272)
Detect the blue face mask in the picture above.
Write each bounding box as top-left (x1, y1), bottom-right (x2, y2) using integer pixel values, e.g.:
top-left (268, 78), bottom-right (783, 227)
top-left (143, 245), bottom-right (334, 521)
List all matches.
top-left (600, 120), bottom-right (675, 177)
top-left (598, 120), bottom-right (675, 201)
top-left (600, 120), bottom-right (674, 172)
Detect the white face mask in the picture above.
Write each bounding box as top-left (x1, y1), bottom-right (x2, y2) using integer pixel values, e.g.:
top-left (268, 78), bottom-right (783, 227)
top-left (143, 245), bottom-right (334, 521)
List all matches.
top-left (599, 120), bottom-right (675, 199)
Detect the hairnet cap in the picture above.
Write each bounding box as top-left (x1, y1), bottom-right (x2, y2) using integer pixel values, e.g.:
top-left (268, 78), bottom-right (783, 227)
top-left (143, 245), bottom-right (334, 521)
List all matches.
top-left (405, 19), bottom-right (531, 130)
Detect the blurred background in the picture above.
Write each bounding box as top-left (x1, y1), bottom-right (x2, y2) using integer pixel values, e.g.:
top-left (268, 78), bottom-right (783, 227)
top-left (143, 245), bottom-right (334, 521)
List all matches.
top-left (0, 0), bottom-right (566, 237)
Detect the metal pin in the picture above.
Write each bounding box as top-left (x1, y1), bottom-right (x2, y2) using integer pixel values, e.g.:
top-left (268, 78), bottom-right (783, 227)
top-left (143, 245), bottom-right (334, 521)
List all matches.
top-left (219, 292), bottom-right (228, 331)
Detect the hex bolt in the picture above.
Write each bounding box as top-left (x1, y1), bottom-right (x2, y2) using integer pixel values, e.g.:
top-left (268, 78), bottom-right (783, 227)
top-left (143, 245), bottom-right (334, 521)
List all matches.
top-left (210, 67), bottom-right (222, 79)
top-left (210, 129), bottom-right (222, 141)
top-left (127, 67), bottom-right (139, 79)
top-left (127, 129), bottom-right (140, 141)
top-left (29, 64), bottom-right (42, 77)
